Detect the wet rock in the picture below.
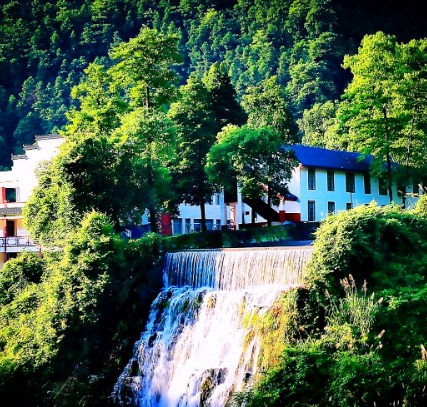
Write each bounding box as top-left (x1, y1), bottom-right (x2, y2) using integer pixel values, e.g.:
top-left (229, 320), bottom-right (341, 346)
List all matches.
top-left (199, 368), bottom-right (229, 407)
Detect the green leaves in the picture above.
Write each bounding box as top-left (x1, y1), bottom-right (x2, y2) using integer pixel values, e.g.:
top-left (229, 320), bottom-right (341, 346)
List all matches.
top-left (206, 124), bottom-right (296, 219)
top-left (109, 27), bottom-right (182, 108)
top-left (335, 33), bottom-right (427, 201)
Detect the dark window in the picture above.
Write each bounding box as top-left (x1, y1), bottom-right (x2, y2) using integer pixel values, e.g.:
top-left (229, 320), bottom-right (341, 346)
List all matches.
top-left (308, 201), bottom-right (315, 221)
top-left (327, 171), bottom-right (335, 191)
top-left (215, 220), bottom-right (221, 230)
top-left (364, 174), bottom-right (371, 194)
top-left (194, 219), bottom-right (202, 232)
top-left (346, 173), bottom-right (355, 193)
top-left (327, 201), bottom-right (335, 214)
top-left (346, 202), bottom-right (353, 210)
top-left (6, 220), bottom-right (15, 237)
top-left (172, 218), bottom-right (182, 235)
top-left (5, 188), bottom-right (16, 202)
top-left (379, 178), bottom-right (388, 196)
top-left (205, 219), bottom-right (214, 231)
top-left (308, 169), bottom-right (316, 190)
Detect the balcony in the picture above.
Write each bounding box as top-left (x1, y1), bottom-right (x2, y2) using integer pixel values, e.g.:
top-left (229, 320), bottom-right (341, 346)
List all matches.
top-left (0, 236), bottom-right (37, 252)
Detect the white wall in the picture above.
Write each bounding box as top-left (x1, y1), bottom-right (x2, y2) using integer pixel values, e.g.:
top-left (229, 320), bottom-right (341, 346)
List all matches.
top-left (0, 137), bottom-right (64, 203)
top-left (297, 167), bottom-right (405, 222)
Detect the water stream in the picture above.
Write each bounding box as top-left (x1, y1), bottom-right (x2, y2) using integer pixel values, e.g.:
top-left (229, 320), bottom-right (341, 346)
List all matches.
top-left (112, 247), bottom-right (312, 407)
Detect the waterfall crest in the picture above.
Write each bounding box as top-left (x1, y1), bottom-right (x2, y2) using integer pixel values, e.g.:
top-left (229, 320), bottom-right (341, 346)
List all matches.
top-left (164, 247), bottom-right (312, 290)
top-left (113, 247), bottom-right (312, 407)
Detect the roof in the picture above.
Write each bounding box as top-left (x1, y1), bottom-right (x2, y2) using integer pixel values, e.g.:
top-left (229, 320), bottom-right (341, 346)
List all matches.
top-left (23, 144), bottom-right (39, 151)
top-left (0, 207), bottom-right (22, 215)
top-left (289, 145), bottom-right (372, 173)
top-left (11, 154), bottom-right (27, 161)
top-left (35, 134), bottom-right (63, 141)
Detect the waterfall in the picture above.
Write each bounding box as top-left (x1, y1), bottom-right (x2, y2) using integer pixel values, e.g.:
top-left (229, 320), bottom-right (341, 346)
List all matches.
top-left (112, 247), bottom-right (312, 407)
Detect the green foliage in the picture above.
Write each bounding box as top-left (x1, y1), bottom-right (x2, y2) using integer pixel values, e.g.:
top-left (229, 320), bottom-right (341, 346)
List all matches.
top-left (414, 194), bottom-right (427, 217)
top-left (168, 69), bottom-right (244, 230)
top-left (109, 27), bottom-right (182, 108)
top-left (163, 225), bottom-right (291, 250)
top-left (206, 124), bottom-right (296, 224)
top-left (299, 100), bottom-right (340, 148)
top-left (24, 28), bottom-right (181, 240)
top-left (330, 33), bottom-right (427, 202)
top-left (242, 76), bottom-right (297, 143)
top-left (2, 0), bottom-right (427, 165)
top-left (0, 212), bottom-right (117, 378)
top-left (306, 202), bottom-right (427, 291)
top-left (233, 204), bottom-right (427, 407)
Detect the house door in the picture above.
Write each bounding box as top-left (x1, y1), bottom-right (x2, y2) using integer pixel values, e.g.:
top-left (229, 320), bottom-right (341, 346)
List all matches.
top-left (6, 220), bottom-right (15, 237)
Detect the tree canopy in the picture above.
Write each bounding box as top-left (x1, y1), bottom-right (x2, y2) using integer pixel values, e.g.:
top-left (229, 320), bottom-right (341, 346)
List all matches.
top-left (207, 125), bottom-right (296, 226)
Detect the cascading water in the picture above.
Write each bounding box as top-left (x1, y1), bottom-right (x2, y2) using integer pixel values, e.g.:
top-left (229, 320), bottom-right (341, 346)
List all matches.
top-left (112, 247), bottom-right (312, 407)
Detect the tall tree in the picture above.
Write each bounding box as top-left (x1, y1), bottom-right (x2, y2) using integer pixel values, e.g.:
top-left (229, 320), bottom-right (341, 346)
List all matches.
top-left (337, 32), bottom-right (427, 203)
top-left (109, 27), bottom-right (182, 109)
top-left (108, 27), bottom-right (182, 232)
top-left (168, 74), bottom-right (217, 232)
top-left (242, 76), bottom-right (297, 144)
top-left (338, 33), bottom-right (401, 203)
top-left (24, 28), bottom-right (181, 240)
top-left (202, 62), bottom-right (247, 130)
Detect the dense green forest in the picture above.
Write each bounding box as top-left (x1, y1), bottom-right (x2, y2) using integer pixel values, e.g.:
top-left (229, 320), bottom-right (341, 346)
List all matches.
top-left (2, 1), bottom-right (427, 406)
top-left (2, 0), bottom-right (427, 169)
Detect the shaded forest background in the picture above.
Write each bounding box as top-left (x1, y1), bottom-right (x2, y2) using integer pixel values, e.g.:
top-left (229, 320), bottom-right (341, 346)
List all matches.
top-left (2, 0), bottom-right (427, 169)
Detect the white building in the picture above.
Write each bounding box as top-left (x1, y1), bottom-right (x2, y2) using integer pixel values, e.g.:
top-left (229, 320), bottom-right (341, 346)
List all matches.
top-left (168, 145), bottom-right (423, 230)
top-left (0, 135), bottom-right (63, 269)
top-left (0, 140), bottom-right (423, 269)
top-left (282, 145), bottom-right (422, 222)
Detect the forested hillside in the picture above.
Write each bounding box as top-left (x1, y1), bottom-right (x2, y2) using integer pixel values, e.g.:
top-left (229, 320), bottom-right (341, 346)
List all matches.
top-left (1, 0), bottom-right (427, 169)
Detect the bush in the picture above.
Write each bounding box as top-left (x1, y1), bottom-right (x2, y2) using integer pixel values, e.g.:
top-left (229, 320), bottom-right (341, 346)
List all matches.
top-left (306, 202), bottom-right (427, 292)
top-left (233, 203), bottom-right (427, 407)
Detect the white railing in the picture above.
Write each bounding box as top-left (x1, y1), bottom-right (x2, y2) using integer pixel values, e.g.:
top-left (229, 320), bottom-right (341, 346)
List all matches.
top-left (0, 236), bottom-right (35, 247)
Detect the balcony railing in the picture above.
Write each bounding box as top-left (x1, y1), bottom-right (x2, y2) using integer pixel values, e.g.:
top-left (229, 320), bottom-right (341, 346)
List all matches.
top-left (0, 236), bottom-right (35, 247)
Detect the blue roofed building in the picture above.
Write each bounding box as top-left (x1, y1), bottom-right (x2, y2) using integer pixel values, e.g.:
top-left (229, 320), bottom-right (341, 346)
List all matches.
top-left (283, 145), bottom-right (422, 222)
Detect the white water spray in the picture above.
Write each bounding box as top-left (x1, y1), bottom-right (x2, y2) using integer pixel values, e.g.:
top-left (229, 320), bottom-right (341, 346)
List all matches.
top-left (112, 247), bottom-right (312, 406)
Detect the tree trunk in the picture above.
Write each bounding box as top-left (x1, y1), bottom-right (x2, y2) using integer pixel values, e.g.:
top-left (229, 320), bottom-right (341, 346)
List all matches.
top-left (149, 208), bottom-right (157, 233)
top-left (267, 181), bottom-right (272, 227)
top-left (200, 197), bottom-right (207, 232)
top-left (147, 159), bottom-right (157, 233)
top-left (386, 151), bottom-right (393, 203)
top-left (251, 207), bottom-right (256, 227)
top-left (382, 108), bottom-right (393, 203)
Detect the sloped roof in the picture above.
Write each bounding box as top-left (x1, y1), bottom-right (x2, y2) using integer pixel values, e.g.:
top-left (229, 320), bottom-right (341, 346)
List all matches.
top-left (35, 134), bottom-right (62, 141)
top-left (0, 207), bottom-right (22, 215)
top-left (289, 145), bottom-right (372, 172)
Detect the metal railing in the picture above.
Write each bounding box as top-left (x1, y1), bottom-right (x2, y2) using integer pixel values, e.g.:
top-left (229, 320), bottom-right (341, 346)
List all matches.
top-left (0, 236), bottom-right (35, 247)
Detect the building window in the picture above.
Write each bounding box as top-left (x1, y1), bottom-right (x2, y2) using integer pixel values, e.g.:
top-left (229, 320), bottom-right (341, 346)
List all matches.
top-left (205, 219), bottom-right (214, 231)
top-left (346, 173), bottom-right (355, 193)
top-left (194, 219), bottom-right (202, 232)
top-left (364, 174), bottom-right (371, 194)
top-left (327, 201), bottom-right (335, 214)
top-left (327, 170), bottom-right (335, 191)
top-left (172, 218), bottom-right (182, 235)
top-left (215, 219), bottom-right (221, 230)
top-left (5, 188), bottom-right (16, 202)
top-left (308, 169), bottom-right (316, 190)
top-left (346, 202), bottom-right (353, 210)
top-left (308, 201), bottom-right (315, 221)
top-left (379, 178), bottom-right (388, 196)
